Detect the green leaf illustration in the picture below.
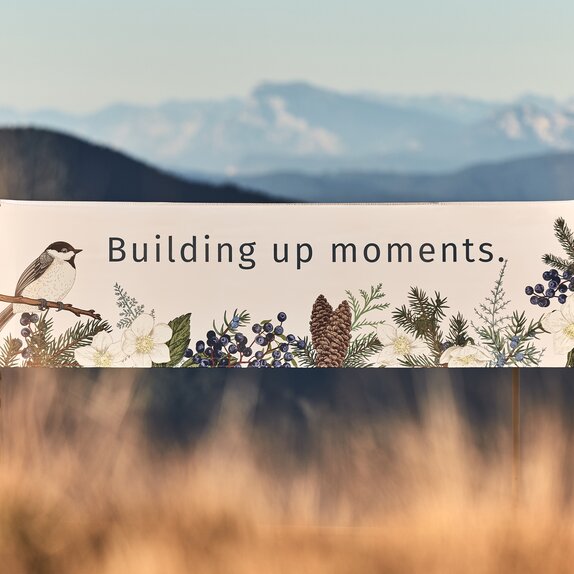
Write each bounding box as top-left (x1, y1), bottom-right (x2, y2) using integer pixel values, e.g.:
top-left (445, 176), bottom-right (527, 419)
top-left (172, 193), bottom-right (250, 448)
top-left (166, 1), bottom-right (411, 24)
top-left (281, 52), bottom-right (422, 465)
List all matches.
top-left (157, 313), bottom-right (191, 367)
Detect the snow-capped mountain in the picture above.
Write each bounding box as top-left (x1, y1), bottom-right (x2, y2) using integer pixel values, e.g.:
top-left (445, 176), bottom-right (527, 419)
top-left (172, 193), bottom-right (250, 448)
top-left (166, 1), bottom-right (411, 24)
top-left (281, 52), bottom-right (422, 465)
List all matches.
top-left (1, 82), bottom-right (573, 175)
top-left (486, 103), bottom-right (574, 149)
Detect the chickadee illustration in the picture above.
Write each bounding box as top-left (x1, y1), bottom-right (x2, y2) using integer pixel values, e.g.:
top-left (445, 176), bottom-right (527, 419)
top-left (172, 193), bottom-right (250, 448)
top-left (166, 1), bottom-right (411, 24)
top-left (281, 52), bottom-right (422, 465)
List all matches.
top-left (0, 242), bottom-right (83, 333)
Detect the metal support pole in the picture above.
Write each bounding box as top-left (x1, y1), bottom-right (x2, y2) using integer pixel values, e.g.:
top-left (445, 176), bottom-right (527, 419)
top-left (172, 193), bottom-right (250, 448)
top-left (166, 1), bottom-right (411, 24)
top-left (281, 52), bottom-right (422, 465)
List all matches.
top-left (512, 368), bottom-right (521, 508)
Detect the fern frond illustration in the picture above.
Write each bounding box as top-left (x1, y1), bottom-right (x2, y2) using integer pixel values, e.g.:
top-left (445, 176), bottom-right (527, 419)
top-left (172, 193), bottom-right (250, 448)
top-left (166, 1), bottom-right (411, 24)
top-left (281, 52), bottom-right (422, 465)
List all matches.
top-left (114, 283), bottom-right (152, 329)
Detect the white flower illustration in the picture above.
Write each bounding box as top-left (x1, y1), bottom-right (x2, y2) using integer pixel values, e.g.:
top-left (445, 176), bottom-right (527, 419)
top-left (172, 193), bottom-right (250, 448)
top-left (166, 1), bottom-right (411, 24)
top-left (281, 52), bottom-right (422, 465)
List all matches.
top-left (440, 344), bottom-right (492, 367)
top-left (122, 314), bottom-right (172, 367)
top-left (542, 297), bottom-right (574, 354)
top-left (74, 331), bottom-right (127, 368)
top-left (376, 324), bottom-right (427, 366)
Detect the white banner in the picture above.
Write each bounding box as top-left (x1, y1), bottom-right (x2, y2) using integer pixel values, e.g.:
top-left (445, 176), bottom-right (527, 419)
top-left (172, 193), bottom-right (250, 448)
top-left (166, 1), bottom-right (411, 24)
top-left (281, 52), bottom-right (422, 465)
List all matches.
top-left (1, 200), bottom-right (573, 368)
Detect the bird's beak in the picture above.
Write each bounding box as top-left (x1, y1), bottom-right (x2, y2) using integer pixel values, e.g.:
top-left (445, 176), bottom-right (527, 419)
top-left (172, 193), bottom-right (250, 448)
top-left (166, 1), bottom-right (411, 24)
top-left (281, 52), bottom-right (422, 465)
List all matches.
top-left (74, 249), bottom-right (83, 254)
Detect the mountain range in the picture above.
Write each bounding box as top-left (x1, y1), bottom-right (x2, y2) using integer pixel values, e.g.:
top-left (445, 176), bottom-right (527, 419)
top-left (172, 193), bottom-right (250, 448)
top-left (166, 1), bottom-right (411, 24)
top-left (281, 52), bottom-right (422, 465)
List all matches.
top-left (2, 83), bottom-right (574, 175)
top-left (233, 153), bottom-right (574, 202)
top-left (0, 128), bottom-right (573, 204)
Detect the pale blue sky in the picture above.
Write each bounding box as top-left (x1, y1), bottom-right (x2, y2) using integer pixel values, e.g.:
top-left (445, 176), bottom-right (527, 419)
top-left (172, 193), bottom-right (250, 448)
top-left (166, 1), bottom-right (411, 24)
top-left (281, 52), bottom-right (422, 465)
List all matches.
top-left (2, 0), bottom-right (573, 112)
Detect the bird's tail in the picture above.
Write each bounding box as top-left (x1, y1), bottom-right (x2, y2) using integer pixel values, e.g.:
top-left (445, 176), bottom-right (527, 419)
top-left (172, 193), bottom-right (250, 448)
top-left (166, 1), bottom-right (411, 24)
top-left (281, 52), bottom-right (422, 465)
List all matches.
top-left (0, 304), bottom-right (14, 334)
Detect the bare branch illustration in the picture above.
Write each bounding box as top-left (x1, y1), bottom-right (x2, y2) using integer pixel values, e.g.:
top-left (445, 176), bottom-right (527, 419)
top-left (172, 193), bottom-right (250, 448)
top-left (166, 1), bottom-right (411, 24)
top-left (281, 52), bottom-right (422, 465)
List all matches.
top-left (0, 294), bottom-right (101, 321)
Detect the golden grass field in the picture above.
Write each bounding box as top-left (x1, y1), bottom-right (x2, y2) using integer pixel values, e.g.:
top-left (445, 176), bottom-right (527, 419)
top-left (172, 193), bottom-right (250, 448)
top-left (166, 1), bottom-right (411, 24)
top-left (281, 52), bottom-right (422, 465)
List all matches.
top-left (0, 370), bottom-right (573, 573)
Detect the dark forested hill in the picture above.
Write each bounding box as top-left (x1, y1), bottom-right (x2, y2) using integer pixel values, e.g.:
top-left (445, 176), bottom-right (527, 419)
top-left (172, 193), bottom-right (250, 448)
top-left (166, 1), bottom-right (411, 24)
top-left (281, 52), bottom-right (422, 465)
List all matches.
top-left (0, 128), bottom-right (273, 202)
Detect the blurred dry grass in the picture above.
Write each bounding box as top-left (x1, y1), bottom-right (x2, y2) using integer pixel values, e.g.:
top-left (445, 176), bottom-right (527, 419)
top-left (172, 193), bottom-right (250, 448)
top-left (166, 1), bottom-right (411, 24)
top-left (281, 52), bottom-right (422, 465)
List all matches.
top-left (0, 370), bottom-right (573, 573)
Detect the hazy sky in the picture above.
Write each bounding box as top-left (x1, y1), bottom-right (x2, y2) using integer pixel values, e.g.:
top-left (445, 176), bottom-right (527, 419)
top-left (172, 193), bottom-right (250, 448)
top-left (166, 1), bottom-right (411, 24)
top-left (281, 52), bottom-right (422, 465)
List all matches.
top-left (2, 0), bottom-right (573, 112)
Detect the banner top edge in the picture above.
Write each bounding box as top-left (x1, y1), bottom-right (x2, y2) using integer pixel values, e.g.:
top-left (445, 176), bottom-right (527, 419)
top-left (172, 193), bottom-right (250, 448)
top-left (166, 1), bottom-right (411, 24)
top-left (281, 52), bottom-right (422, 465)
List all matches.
top-left (2, 199), bottom-right (574, 208)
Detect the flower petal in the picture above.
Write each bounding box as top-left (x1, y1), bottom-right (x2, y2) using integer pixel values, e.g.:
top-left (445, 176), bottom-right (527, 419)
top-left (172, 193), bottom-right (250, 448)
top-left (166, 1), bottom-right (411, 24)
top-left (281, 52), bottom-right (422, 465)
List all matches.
top-left (377, 324), bottom-right (398, 345)
top-left (410, 338), bottom-right (427, 355)
top-left (131, 352), bottom-right (152, 368)
top-left (466, 345), bottom-right (491, 361)
top-left (377, 345), bottom-right (401, 366)
top-left (152, 323), bottom-right (173, 344)
top-left (543, 310), bottom-right (565, 332)
top-left (131, 314), bottom-right (155, 337)
top-left (122, 331), bottom-right (137, 356)
top-left (108, 341), bottom-right (127, 364)
top-left (553, 330), bottom-right (574, 355)
top-left (440, 346), bottom-right (455, 364)
top-left (150, 343), bottom-right (171, 364)
top-left (441, 344), bottom-right (491, 367)
top-left (560, 297), bottom-right (574, 323)
top-left (74, 346), bottom-right (97, 367)
top-left (91, 331), bottom-right (112, 353)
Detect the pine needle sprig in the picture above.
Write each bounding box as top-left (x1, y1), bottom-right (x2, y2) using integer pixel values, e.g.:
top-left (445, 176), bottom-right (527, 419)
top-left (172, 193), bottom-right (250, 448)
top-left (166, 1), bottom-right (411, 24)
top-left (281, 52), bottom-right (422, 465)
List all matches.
top-left (541, 253), bottom-right (572, 273)
top-left (398, 354), bottom-right (437, 368)
top-left (24, 314), bottom-right (111, 367)
top-left (292, 336), bottom-right (317, 368)
top-left (47, 319), bottom-right (112, 367)
top-left (343, 332), bottom-right (383, 367)
top-left (393, 287), bottom-right (448, 363)
top-left (542, 218), bottom-right (574, 272)
top-left (553, 217), bottom-right (574, 262)
top-left (447, 313), bottom-right (473, 347)
top-left (0, 336), bottom-right (24, 367)
top-left (25, 313), bottom-right (54, 366)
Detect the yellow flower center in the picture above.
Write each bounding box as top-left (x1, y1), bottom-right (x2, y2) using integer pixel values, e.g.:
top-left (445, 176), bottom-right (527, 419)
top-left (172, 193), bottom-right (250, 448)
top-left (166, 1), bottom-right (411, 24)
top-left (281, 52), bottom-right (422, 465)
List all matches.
top-left (94, 351), bottom-right (113, 368)
top-left (457, 355), bottom-right (478, 366)
top-left (563, 324), bottom-right (574, 339)
top-left (136, 335), bottom-right (155, 355)
top-left (393, 336), bottom-right (412, 355)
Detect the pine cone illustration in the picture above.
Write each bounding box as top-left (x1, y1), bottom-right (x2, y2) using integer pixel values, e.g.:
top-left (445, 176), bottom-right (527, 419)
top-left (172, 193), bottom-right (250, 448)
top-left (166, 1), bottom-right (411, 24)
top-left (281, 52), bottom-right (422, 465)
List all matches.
top-left (310, 294), bottom-right (333, 351)
top-left (316, 300), bottom-right (352, 368)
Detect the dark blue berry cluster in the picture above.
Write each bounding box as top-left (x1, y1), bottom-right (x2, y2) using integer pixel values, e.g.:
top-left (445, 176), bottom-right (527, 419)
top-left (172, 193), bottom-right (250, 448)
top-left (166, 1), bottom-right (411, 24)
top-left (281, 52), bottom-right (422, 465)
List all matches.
top-left (16, 312), bottom-right (40, 360)
top-left (184, 312), bottom-right (304, 368)
top-left (525, 268), bottom-right (573, 307)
